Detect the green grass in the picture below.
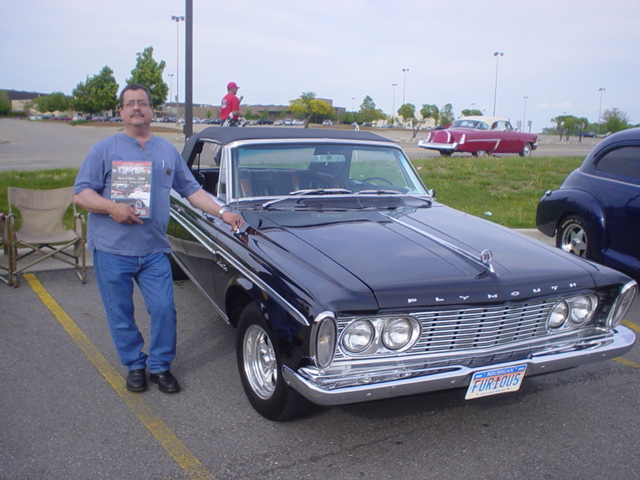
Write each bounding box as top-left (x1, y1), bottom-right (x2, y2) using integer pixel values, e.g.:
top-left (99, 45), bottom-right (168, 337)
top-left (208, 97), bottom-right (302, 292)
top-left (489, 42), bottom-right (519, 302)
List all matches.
top-left (411, 155), bottom-right (584, 228)
top-left (0, 156), bottom-right (584, 229)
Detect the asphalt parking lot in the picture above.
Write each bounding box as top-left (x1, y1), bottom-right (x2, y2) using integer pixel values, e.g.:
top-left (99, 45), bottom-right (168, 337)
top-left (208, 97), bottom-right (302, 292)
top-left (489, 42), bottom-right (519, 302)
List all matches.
top-left (2, 119), bottom-right (639, 480)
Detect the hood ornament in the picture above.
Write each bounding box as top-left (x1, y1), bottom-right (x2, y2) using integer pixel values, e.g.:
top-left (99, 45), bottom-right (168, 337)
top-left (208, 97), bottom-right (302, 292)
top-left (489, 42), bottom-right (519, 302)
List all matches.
top-left (480, 249), bottom-right (495, 273)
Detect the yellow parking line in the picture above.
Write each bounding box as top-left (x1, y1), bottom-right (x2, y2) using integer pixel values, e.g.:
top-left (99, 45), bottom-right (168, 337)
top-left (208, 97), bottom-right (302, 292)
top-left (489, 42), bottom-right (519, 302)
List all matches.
top-left (622, 319), bottom-right (640, 333)
top-left (25, 273), bottom-right (216, 480)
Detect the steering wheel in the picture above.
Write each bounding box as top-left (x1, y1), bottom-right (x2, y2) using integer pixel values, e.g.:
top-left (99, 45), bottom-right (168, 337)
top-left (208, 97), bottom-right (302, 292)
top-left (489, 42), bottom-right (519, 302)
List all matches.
top-left (361, 176), bottom-right (394, 185)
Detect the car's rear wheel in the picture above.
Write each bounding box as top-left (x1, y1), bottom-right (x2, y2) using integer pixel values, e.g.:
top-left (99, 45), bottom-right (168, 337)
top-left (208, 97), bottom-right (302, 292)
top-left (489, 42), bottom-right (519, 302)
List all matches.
top-left (236, 302), bottom-right (312, 421)
top-left (519, 143), bottom-right (533, 157)
top-left (472, 150), bottom-right (488, 158)
top-left (439, 151), bottom-right (452, 158)
top-left (556, 215), bottom-right (593, 258)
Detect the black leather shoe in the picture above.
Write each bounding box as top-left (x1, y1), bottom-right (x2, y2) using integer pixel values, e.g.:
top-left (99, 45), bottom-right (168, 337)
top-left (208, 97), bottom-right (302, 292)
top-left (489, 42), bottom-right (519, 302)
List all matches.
top-left (149, 370), bottom-right (181, 394)
top-left (126, 368), bottom-right (147, 392)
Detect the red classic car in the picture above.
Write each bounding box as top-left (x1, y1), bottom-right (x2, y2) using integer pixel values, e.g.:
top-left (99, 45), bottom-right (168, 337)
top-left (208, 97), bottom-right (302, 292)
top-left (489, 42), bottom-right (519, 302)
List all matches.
top-left (418, 116), bottom-right (538, 158)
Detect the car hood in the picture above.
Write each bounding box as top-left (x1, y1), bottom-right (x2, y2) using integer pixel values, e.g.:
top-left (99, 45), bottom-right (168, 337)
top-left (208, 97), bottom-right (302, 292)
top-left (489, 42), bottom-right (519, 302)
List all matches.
top-left (244, 202), bottom-right (609, 311)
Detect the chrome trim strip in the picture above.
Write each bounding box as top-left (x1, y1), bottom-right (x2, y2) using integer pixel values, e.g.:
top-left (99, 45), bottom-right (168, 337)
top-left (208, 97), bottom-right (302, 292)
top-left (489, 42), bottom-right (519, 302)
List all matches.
top-left (283, 326), bottom-right (636, 406)
top-left (388, 215), bottom-right (495, 274)
top-left (169, 201), bottom-right (310, 327)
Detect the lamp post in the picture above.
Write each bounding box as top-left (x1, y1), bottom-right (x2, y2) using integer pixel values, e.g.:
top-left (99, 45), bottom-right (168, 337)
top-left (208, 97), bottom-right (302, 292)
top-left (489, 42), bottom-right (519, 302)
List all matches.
top-left (492, 52), bottom-right (503, 116)
top-left (402, 68), bottom-right (409, 105)
top-left (597, 87), bottom-right (605, 135)
top-left (168, 73), bottom-right (174, 115)
top-left (392, 83), bottom-right (398, 125)
top-left (522, 96), bottom-right (529, 132)
top-left (171, 15), bottom-right (184, 126)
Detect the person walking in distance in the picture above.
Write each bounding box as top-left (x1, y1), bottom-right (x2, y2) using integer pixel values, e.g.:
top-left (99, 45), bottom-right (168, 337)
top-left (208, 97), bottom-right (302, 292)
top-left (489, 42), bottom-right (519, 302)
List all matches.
top-left (73, 84), bottom-right (243, 394)
top-left (220, 81), bottom-right (242, 126)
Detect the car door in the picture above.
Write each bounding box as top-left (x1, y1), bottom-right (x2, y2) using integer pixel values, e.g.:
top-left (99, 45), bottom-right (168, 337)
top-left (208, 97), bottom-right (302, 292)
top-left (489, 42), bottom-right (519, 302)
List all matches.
top-left (592, 145), bottom-right (640, 269)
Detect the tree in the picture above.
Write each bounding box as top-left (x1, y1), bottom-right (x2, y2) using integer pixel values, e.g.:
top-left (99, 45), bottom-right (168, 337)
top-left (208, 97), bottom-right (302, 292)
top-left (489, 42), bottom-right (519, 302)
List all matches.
top-left (289, 92), bottom-right (333, 127)
top-left (439, 103), bottom-right (455, 126)
top-left (126, 46), bottom-right (168, 108)
top-left (358, 95), bottom-right (385, 124)
top-left (551, 115), bottom-right (571, 140)
top-left (397, 103), bottom-right (415, 127)
top-left (602, 108), bottom-right (630, 134)
top-left (420, 104), bottom-right (440, 128)
top-left (0, 90), bottom-right (11, 116)
top-left (460, 108), bottom-right (483, 117)
top-left (35, 91), bottom-right (70, 114)
top-left (72, 66), bottom-right (119, 114)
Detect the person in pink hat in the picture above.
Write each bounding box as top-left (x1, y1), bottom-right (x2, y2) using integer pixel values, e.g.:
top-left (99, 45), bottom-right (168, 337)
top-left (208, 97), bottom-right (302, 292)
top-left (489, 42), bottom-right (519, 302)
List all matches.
top-left (220, 82), bottom-right (241, 126)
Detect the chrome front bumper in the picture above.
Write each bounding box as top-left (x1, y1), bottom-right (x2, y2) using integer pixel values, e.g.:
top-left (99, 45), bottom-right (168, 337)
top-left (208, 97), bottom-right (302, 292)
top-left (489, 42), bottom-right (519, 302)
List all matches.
top-left (418, 140), bottom-right (457, 151)
top-left (282, 326), bottom-right (635, 406)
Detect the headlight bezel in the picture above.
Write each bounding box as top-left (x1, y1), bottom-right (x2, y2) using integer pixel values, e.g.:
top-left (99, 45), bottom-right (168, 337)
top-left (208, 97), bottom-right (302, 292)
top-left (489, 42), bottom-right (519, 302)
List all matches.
top-left (605, 281), bottom-right (638, 329)
top-left (547, 294), bottom-right (599, 332)
top-left (340, 315), bottom-right (421, 356)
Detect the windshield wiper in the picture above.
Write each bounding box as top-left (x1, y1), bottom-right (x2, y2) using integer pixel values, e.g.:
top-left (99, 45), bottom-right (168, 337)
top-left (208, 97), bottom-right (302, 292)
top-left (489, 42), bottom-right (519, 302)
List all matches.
top-left (355, 189), bottom-right (401, 195)
top-left (262, 188), bottom-right (353, 208)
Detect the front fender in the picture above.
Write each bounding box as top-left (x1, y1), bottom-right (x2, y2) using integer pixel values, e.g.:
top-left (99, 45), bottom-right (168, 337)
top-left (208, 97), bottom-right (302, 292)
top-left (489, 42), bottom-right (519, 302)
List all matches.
top-left (536, 188), bottom-right (606, 255)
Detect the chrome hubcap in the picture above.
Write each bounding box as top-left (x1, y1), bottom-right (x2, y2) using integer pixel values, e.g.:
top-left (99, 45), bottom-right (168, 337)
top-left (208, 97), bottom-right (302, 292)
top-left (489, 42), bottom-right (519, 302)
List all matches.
top-left (243, 325), bottom-right (277, 400)
top-left (561, 223), bottom-right (587, 257)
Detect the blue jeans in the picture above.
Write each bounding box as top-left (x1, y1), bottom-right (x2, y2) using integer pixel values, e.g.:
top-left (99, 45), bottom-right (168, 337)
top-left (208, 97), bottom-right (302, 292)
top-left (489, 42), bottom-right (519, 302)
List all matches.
top-left (93, 251), bottom-right (177, 374)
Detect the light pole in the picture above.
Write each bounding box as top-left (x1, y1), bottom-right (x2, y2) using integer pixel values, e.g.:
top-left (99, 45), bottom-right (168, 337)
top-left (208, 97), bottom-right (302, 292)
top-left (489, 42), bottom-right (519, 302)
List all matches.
top-left (402, 68), bottom-right (409, 105)
top-left (597, 87), bottom-right (605, 135)
top-left (168, 73), bottom-right (174, 115)
top-left (492, 52), bottom-right (503, 116)
top-left (391, 83), bottom-right (398, 125)
top-left (171, 15), bottom-right (184, 125)
top-left (522, 96), bottom-right (529, 132)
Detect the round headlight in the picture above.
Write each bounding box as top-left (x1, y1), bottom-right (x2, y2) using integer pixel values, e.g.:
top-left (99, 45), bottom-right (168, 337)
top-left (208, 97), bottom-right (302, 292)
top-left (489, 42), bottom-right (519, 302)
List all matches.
top-left (342, 320), bottom-right (374, 353)
top-left (548, 301), bottom-right (568, 329)
top-left (382, 317), bottom-right (413, 350)
top-left (570, 295), bottom-right (594, 325)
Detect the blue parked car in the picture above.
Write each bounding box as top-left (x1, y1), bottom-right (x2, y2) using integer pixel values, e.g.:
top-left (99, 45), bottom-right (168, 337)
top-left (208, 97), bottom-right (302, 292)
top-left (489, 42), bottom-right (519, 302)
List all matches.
top-left (537, 127), bottom-right (640, 279)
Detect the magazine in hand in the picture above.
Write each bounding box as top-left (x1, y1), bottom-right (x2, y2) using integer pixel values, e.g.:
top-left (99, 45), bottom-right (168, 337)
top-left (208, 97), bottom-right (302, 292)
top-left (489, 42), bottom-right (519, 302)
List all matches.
top-left (111, 161), bottom-right (152, 219)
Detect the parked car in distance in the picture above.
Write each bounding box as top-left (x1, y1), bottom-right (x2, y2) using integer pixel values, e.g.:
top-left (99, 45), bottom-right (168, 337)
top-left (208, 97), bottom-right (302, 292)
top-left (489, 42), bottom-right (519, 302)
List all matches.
top-left (168, 127), bottom-right (637, 421)
top-left (256, 118), bottom-right (274, 125)
top-left (536, 127), bottom-right (640, 279)
top-left (322, 119), bottom-right (333, 126)
top-left (418, 116), bottom-right (538, 157)
top-left (581, 131), bottom-right (597, 138)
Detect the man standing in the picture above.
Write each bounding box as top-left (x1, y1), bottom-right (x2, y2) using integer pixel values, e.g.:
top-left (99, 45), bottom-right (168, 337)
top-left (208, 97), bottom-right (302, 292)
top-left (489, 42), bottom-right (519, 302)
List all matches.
top-left (220, 81), bottom-right (241, 126)
top-left (74, 84), bottom-right (243, 394)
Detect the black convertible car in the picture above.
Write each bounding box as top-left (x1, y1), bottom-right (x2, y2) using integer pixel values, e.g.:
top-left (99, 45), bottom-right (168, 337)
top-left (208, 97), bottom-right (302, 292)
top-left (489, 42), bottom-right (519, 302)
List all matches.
top-left (168, 127), bottom-right (637, 420)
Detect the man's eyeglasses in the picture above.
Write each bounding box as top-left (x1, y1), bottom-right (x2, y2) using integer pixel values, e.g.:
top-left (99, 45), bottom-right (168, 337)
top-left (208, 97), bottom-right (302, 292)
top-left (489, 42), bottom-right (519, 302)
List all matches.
top-left (122, 100), bottom-right (150, 108)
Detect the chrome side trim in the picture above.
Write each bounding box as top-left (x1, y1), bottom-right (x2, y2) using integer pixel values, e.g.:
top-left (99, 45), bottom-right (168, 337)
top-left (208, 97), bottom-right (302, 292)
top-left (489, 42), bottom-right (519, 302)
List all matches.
top-left (283, 326), bottom-right (635, 406)
top-left (169, 202), bottom-right (310, 327)
top-left (388, 215), bottom-right (495, 275)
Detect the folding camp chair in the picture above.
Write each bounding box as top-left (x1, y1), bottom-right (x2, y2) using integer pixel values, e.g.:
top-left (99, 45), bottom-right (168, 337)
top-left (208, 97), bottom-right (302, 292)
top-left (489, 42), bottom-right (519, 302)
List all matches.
top-left (0, 213), bottom-right (11, 284)
top-left (5, 186), bottom-right (86, 287)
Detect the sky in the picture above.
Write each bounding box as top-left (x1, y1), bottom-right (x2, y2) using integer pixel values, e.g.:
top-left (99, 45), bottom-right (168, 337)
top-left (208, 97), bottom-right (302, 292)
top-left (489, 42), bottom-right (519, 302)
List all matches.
top-left (2, 0), bottom-right (639, 132)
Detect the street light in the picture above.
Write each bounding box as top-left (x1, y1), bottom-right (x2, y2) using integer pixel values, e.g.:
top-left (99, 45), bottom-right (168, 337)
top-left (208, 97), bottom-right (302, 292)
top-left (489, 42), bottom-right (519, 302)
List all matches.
top-left (492, 52), bottom-right (503, 116)
top-left (391, 83), bottom-right (398, 125)
top-left (522, 96), bottom-right (529, 132)
top-left (597, 87), bottom-right (605, 135)
top-left (168, 73), bottom-right (174, 115)
top-left (171, 15), bottom-right (184, 125)
top-left (402, 68), bottom-right (409, 105)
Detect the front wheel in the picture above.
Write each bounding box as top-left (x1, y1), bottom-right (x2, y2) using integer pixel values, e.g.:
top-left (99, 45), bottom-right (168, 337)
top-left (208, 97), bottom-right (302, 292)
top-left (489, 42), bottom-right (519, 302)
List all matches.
top-left (236, 302), bottom-right (311, 421)
top-left (472, 150), bottom-right (488, 158)
top-left (556, 215), bottom-right (593, 258)
top-left (519, 143), bottom-right (533, 157)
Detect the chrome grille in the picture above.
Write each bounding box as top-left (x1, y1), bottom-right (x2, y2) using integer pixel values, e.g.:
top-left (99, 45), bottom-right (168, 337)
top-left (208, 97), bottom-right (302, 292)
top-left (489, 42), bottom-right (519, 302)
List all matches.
top-left (336, 299), bottom-right (554, 360)
top-left (415, 301), bottom-right (552, 353)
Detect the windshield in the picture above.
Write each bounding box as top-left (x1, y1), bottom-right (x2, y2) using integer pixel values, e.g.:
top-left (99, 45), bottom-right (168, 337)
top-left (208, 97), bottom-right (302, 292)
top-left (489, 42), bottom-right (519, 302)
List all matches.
top-left (230, 143), bottom-right (428, 199)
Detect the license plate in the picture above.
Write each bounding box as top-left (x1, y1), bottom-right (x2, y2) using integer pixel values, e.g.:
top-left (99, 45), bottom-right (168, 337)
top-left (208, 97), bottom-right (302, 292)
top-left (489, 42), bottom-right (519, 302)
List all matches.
top-left (465, 364), bottom-right (527, 400)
